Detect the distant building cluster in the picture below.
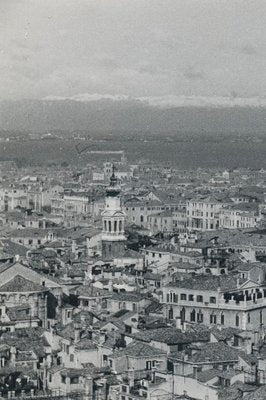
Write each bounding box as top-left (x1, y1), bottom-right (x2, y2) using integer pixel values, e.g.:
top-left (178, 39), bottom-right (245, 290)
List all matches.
top-left (0, 158), bottom-right (266, 399)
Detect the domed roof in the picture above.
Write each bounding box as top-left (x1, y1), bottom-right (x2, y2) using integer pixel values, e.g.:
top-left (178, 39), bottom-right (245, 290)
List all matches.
top-left (106, 165), bottom-right (120, 197)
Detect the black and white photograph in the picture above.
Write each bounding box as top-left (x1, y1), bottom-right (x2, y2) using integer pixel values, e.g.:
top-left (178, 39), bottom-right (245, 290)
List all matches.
top-left (1, 1), bottom-right (266, 399)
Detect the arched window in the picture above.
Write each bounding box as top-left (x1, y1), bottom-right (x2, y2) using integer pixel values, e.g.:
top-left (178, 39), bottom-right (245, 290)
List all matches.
top-left (235, 314), bottom-right (239, 327)
top-left (119, 220), bottom-right (123, 232)
top-left (114, 221), bottom-right (117, 232)
top-left (190, 309), bottom-right (196, 322)
top-left (260, 310), bottom-right (263, 325)
top-left (180, 307), bottom-right (186, 322)
top-left (221, 313), bottom-right (225, 325)
top-left (210, 313), bottom-right (217, 324)
top-left (197, 310), bottom-right (203, 323)
top-left (108, 221), bottom-right (112, 232)
top-left (104, 220), bottom-right (107, 232)
top-left (169, 307), bottom-right (173, 320)
top-left (247, 313), bottom-right (250, 324)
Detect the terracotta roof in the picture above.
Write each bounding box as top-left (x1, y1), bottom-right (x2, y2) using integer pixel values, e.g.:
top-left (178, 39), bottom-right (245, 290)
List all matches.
top-left (0, 275), bottom-right (47, 293)
top-left (170, 342), bottom-right (240, 364)
top-left (76, 285), bottom-right (111, 298)
top-left (75, 339), bottom-right (97, 351)
top-left (131, 326), bottom-right (209, 345)
top-left (111, 341), bottom-right (166, 358)
top-left (169, 275), bottom-right (244, 291)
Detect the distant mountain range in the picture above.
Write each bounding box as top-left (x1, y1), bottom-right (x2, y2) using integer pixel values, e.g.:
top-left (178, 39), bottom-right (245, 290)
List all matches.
top-left (1, 97), bottom-right (266, 135)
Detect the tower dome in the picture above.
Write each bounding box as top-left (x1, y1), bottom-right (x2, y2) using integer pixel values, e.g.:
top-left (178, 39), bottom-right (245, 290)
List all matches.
top-left (101, 165), bottom-right (126, 260)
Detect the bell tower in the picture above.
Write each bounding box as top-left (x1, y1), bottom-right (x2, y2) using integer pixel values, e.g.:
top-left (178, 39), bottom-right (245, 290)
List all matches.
top-left (101, 165), bottom-right (126, 260)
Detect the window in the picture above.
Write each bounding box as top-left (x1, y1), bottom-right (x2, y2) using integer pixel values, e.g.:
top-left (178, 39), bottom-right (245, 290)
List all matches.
top-left (61, 376), bottom-right (66, 384)
top-left (146, 361), bottom-right (152, 370)
top-left (210, 297), bottom-right (216, 304)
top-left (190, 309), bottom-right (196, 322)
top-left (221, 313), bottom-right (224, 325)
top-left (247, 313), bottom-right (250, 324)
top-left (197, 295), bottom-right (203, 303)
top-left (181, 293), bottom-right (187, 300)
top-left (70, 377), bottom-right (79, 384)
top-left (70, 354), bottom-right (74, 362)
top-left (210, 314), bottom-right (217, 324)
top-left (188, 294), bottom-right (194, 301)
top-left (197, 311), bottom-right (203, 323)
top-left (122, 385), bottom-right (127, 393)
top-left (235, 314), bottom-right (239, 327)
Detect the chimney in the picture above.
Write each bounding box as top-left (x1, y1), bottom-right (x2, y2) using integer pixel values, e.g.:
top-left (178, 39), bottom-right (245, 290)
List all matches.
top-left (127, 369), bottom-right (135, 388)
top-left (108, 280), bottom-right (113, 292)
top-left (99, 330), bottom-right (106, 345)
top-left (72, 240), bottom-right (77, 255)
top-left (10, 346), bottom-right (16, 365)
top-left (74, 323), bottom-right (82, 344)
top-left (84, 377), bottom-right (93, 400)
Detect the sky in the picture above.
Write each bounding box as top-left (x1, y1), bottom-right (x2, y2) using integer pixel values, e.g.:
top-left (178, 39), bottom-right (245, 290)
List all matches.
top-left (1, 0), bottom-right (266, 105)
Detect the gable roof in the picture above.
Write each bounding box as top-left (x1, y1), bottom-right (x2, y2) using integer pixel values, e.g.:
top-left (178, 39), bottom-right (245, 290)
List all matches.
top-left (131, 326), bottom-right (209, 345)
top-left (111, 341), bottom-right (166, 359)
top-left (0, 275), bottom-right (47, 293)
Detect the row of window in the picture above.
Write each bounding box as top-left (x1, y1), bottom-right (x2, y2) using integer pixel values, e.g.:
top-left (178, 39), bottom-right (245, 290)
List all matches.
top-left (191, 211), bottom-right (214, 217)
top-left (167, 293), bottom-right (216, 304)
top-left (103, 220), bottom-right (123, 232)
top-left (189, 203), bottom-right (215, 208)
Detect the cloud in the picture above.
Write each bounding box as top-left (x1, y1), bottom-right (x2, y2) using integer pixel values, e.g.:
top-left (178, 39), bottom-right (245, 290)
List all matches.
top-left (42, 93), bottom-right (266, 108)
top-left (239, 44), bottom-right (257, 56)
top-left (184, 68), bottom-right (205, 81)
top-left (1, 0), bottom-right (266, 100)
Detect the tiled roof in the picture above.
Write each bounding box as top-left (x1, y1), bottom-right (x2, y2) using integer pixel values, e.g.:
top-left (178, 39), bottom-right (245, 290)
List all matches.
top-left (240, 385), bottom-right (266, 400)
top-left (0, 275), bottom-right (47, 293)
top-left (76, 285), bottom-right (111, 298)
top-left (190, 368), bottom-right (220, 383)
top-left (75, 339), bottom-right (97, 351)
top-left (131, 326), bottom-right (209, 345)
top-left (111, 292), bottom-right (146, 302)
top-left (169, 275), bottom-right (243, 291)
top-left (170, 342), bottom-right (240, 364)
top-left (111, 341), bottom-right (166, 358)
top-left (0, 239), bottom-right (29, 256)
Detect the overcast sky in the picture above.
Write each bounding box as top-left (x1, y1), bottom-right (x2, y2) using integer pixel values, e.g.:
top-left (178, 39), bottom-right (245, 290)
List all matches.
top-left (1, 0), bottom-right (266, 104)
